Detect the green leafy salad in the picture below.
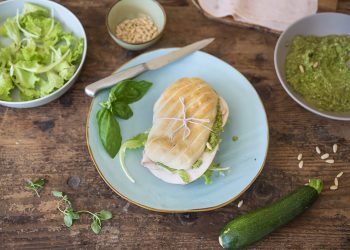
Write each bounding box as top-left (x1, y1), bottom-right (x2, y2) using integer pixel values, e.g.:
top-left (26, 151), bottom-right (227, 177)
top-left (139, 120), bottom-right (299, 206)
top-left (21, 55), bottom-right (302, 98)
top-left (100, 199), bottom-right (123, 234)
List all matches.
top-left (0, 3), bottom-right (84, 101)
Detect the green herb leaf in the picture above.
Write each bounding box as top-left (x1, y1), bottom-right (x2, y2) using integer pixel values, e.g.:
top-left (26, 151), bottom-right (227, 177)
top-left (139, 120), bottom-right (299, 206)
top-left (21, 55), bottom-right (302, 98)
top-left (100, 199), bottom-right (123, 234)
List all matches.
top-left (51, 191), bottom-right (63, 198)
top-left (25, 178), bottom-right (46, 197)
top-left (202, 163), bottom-right (229, 185)
top-left (97, 210), bottom-right (112, 221)
top-left (97, 108), bottom-right (122, 158)
top-left (64, 214), bottom-right (73, 227)
top-left (66, 209), bottom-right (80, 220)
top-left (177, 170), bottom-right (190, 183)
top-left (91, 220), bottom-right (101, 234)
top-left (111, 102), bottom-right (133, 120)
top-left (202, 170), bottom-right (213, 185)
top-left (109, 79), bottom-right (152, 104)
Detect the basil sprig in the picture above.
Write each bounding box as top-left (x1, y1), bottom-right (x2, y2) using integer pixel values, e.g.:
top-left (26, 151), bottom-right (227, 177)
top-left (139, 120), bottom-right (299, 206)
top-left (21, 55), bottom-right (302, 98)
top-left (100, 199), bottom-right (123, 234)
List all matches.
top-left (96, 79), bottom-right (152, 158)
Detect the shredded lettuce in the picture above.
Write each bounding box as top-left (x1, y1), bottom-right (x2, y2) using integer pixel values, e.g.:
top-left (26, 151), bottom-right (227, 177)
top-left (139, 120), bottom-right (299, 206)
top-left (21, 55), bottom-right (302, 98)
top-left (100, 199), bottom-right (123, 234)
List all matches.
top-left (119, 131), bottom-right (149, 183)
top-left (0, 3), bottom-right (84, 102)
top-left (0, 72), bottom-right (14, 101)
top-left (156, 162), bottom-right (190, 184)
top-left (202, 163), bottom-right (229, 185)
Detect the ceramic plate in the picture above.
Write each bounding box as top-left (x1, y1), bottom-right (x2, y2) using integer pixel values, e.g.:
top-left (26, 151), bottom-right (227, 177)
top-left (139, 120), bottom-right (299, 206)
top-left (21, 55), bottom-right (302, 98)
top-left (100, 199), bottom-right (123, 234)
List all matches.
top-left (87, 49), bottom-right (269, 212)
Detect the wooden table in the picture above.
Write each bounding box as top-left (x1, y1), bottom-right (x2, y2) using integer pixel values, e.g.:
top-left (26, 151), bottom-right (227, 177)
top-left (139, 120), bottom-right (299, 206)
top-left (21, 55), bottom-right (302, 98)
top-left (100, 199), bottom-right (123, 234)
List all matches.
top-left (1, 1), bottom-right (350, 249)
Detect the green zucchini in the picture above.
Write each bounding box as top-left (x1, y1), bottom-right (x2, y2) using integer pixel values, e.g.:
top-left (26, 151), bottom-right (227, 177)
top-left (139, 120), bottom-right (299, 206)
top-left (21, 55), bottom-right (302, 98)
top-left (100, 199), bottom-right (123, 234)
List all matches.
top-left (219, 179), bottom-right (323, 249)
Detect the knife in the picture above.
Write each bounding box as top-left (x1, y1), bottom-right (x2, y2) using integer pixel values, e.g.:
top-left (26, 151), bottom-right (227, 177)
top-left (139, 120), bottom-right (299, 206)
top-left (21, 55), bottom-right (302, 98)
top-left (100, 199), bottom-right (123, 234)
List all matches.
top-left (84, 38), bottom-right (215, 97)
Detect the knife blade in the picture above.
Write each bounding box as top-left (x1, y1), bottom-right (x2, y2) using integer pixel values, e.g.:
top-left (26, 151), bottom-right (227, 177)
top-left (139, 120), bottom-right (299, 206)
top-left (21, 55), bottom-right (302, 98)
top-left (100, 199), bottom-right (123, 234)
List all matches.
top-left (84, 38), bottom-right (215, 97)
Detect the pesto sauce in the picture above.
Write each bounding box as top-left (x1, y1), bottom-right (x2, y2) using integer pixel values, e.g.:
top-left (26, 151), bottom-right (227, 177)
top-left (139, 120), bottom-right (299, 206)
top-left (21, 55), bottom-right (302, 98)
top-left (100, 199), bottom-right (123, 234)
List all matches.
top-left (191, 159), bottom-right (203, 169)
top-left (285, 35), bottom-right (350, 112)
top-left (207, 104), bottom-right (223, 151)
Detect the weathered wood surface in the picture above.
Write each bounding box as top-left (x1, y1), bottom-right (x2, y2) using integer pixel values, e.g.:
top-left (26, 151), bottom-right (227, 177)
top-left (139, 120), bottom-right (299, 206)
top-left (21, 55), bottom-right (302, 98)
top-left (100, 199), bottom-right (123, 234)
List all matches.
top-left (1, 0), bottom-right (350, 249)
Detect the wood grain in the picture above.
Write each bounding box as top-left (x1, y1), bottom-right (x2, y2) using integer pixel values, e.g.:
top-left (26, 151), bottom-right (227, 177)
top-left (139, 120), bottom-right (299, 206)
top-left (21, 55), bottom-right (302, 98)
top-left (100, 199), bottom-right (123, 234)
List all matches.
top-left (1, 0), bottom-right (350, 249)
top-left (318, 0), bottom-right (338, 11)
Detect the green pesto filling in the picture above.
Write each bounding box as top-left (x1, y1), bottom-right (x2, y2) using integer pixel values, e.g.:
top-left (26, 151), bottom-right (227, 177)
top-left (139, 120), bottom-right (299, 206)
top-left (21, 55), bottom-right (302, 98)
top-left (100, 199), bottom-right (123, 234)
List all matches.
top-left (191, 159), bottom-right (203, 169)
top-left (206, 104), bottom-right (223, 152)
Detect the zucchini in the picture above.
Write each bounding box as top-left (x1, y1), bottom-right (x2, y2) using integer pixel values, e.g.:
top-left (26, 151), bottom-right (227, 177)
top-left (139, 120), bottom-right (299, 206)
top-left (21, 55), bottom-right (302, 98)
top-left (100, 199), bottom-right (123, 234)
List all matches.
top-left (219, 179), bottom-right (323, 249)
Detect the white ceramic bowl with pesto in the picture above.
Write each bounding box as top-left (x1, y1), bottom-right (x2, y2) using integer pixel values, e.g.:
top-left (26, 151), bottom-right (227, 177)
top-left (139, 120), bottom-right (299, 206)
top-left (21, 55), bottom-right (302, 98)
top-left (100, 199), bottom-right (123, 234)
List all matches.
top-left (106, 0), bottom-right (166, 51)
top-left (0, 0), bottom-right (87, 108)
top-left (274, 13), bottom-right (350, 120)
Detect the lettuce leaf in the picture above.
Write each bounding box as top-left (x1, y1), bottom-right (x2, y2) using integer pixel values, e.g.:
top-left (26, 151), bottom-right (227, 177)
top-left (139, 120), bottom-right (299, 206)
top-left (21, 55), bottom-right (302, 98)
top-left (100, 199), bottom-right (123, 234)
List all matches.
top-left (54, 60), bottom-right (76, 80)
top-left (202, 163), bottom-right (230, 185)
top-left (0, 47), bottom-right (14, 68)
top-left (0, 18), bottom-right (21, 45)
top-left (119, 131), bottom-right (149, 183)
top-left (0, 72), bottom-right (14, 101)
top-left (39, 70), bottom-right (64, 97)
top-left (22, 3), bottom-right (50, 16)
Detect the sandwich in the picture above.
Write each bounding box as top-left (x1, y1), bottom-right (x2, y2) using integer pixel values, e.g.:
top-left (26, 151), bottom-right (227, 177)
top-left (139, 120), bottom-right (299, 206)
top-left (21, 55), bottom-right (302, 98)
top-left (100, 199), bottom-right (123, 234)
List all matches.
top-left (141, 77), bottom-right (229, 184)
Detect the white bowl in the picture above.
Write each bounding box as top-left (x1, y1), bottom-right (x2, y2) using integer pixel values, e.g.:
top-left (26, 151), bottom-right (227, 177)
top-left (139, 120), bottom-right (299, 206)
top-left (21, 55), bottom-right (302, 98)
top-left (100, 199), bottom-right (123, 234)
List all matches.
top-left (0, 0), bottom-right (87, 108)
top-left (274, 13), bottom-right (350, 120)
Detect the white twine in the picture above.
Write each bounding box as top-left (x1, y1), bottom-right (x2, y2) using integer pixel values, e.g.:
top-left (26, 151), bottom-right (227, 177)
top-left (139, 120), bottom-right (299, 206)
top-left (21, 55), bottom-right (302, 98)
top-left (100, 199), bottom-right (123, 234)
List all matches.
top-left (159, 97), bottom-right (212, 140)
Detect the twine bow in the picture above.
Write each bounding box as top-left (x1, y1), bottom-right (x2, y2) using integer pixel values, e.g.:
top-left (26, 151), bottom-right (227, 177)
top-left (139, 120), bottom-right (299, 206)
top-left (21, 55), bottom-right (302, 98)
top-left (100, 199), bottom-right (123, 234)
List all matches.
top-left (159, 97), bottom-right (212, 140)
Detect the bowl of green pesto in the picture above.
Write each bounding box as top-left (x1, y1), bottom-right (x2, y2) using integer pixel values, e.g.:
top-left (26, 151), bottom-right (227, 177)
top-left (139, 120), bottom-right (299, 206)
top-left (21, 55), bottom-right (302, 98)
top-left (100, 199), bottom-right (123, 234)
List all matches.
top-left (275, 13), bottom-right (350, 120)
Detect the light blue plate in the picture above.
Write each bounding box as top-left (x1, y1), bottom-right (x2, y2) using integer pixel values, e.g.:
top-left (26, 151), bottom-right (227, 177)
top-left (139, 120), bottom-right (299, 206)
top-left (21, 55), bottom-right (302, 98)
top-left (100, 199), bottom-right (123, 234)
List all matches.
top-left (86, 49), bottom-right (269, 212)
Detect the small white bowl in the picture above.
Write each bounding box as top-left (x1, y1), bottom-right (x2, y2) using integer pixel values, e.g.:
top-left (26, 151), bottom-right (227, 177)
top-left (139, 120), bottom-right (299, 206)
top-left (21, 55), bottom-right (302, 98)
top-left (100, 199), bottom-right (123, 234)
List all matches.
top-left (274, 13), bottom-right (350, 120)
top-left (106, 0), bottom-right (166, 51)
top-left (0, 0), bottom-right (87, 108)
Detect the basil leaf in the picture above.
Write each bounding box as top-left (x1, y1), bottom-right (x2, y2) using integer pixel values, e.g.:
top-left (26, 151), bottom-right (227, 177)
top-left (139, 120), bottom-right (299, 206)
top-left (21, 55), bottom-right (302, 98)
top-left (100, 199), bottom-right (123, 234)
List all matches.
top-left (97, 210), bottom-right (112, 221)
top-left (91, 220), bottom-right (101, 234)
top-left (111, 102), bottom-right (133, 120)
top-left (96, 108), bottom-right (122, 158)
top-left (109, 80), bottom-right (152, 104)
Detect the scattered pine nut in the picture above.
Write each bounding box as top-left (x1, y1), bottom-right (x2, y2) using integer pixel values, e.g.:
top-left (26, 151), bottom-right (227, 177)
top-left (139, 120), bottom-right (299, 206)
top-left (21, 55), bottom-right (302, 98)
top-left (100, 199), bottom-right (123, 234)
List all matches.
top-left (330, 185), bottom-right (338, 190)
top-left (237, 200), bottom-right (243, 208)
top-left (313, 62), bottom-right (319, 68)
top-left (316, 146), bottom-right (321, 154)
top-left (326, 159), bottom-right (334, 164)
top-left (297, 153), bottom-right (303, 161)
top-left (321, 153), bottom-right (329, 160)
top-left (299, 65), bottom-right (305, 73)
top-left (337, 172), bottom-right (344, 178)
top-left (333, 144), bottom-right (338, 153)
top-left (298, 161), bottom-right (304, 169)
top-left (334, 177), bottom-right (339, 187)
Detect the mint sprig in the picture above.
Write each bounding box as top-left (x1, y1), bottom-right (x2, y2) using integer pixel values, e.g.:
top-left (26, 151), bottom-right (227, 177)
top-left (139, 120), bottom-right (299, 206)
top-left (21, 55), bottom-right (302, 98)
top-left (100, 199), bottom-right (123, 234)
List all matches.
top-left (52, 191), bottom-right (112, 234)
top-left (25, 179), bottom-right (46, 197)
